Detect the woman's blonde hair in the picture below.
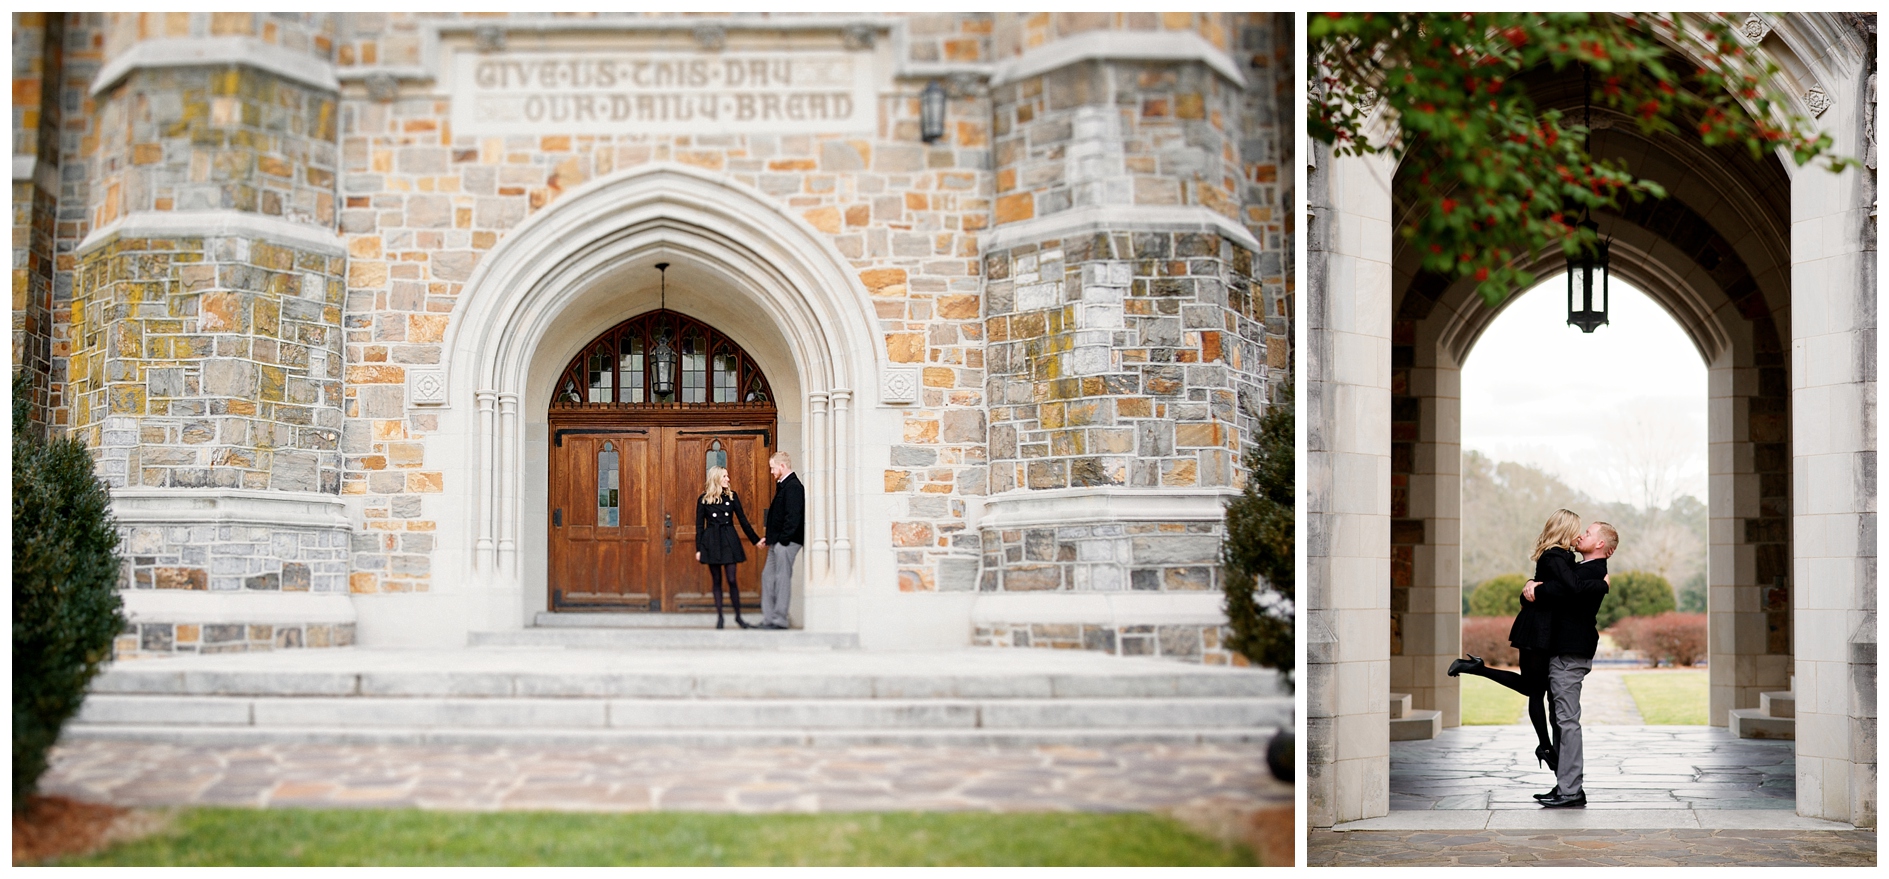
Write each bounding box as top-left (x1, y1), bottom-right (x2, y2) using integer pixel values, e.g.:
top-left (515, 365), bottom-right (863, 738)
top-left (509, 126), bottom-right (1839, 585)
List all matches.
top-left (1530, 509), bottom-right (1583, 561)
top-left (702, 466), bottom-right (729, 504)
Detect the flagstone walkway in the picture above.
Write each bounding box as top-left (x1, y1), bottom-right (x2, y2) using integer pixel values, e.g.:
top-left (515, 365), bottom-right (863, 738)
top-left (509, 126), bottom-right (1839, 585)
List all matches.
top-left (40, 739), bottom-right (1290, 819)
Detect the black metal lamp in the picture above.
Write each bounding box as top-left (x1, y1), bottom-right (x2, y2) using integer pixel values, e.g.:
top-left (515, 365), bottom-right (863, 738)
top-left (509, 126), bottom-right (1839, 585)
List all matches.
top-left (1565, 63), bottom-right (1609, 334)
top-left (920, 80), bottom-right (947, 143)
top-left (650, 263), bottom-right (677, 398)
top-left (1566, 218), bottom-right (1610, 333)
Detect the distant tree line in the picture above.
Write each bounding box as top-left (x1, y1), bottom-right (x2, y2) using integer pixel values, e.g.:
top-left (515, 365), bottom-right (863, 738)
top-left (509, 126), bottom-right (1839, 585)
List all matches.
top-left (1460, 450), bottom-right (1705, 616)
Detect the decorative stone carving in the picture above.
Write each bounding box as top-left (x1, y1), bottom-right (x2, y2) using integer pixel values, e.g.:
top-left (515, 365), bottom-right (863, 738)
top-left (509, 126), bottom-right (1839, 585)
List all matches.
top-left (365, 72), bottom-right (399, 103)
top-left (408, 369), bottom-right (447, 406)
top-left (475, 24), bottom-right (506, 54)
top-left (1805, 86), bottom-right (1832, 118)
top-left (1742, 14), bottom-right (1770, 43)
top-left (693, 24), bottom-right (726, 52)
top-left (842, 24), bottom-right (876, 51)
top-left (881, 368), bottom-right (918, 404)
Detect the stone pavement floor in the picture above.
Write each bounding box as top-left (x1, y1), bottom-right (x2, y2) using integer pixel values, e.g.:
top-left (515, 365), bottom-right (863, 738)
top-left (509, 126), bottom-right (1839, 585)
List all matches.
top-left (41, 739), bottom-right (1289, 818)
top-left (1390, 725), bottom-right (1793, 811)
top-left (1309, 827), bottom-right (1877, 866)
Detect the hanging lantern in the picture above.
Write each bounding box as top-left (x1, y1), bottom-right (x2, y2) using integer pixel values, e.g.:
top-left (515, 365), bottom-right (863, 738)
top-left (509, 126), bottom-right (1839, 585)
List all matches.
top-left (1566, 219), bottom-right (1609, 333)
top-left (650, 263), bottom-right (677, 397)
top-left (920, 80), bottom-right (947, 143)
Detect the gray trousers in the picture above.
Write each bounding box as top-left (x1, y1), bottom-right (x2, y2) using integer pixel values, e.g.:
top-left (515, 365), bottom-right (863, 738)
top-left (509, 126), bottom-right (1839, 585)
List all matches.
top-left (759, 542), bottom-right (799, 628)
top-left (1548, 653), bottom-right (1593, 796)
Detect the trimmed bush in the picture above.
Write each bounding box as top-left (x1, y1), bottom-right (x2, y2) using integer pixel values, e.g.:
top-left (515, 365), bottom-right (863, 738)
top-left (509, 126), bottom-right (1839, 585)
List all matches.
top-left (1222, 390), bottom-right (1292, 685)
top-left (1459, 616), bottom-right (1519, 668)
top-left (1465, 573), bottom-right (1526, 617)
top-left (13, 373), bottom-right (125, 807)
top-left (1608, 615), bottom-right (1646, 658)
top-left (1595, 570), bottom-right (1676, 630)
top-left (1638, 612), bottom-right (1707, 667)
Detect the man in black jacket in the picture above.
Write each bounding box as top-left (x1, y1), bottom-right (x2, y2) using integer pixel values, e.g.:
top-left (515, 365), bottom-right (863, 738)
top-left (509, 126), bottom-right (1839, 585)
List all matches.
top-left (1522, 520), bottom-right (1617, 808)
top-left (755, 451), bottom-right (804, 630)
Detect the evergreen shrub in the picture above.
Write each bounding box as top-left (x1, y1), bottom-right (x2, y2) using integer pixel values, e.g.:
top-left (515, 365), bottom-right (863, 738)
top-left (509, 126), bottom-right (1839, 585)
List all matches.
top-left (13, 373), bottom-right (125, 806)
top-left (1595, 570), bottom-right (1675, 630)
top-left (1221, 390), bottom-right (1292, 685)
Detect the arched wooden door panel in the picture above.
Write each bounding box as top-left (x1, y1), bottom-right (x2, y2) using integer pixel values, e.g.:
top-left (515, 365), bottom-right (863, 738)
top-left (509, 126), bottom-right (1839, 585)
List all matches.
top-left (546, 310), bottom-right (777, 613)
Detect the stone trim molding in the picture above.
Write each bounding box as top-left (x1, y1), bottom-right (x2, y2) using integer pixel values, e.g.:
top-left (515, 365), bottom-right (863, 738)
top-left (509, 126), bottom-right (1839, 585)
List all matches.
top-left (990, 30), bottom-right (1247, 89)
top-left (76, 210), bottom-right (347, 259)
top-left (982, 205), bottom-right (1262, 254)
top-left (121, 591), bottom-right (357, 626)
top-left (978, 487), bottom-right (1238, 530)
top-left (112, 488), bottom-right (350, 531)
top-left (90, 36), bottom-right (340, 97)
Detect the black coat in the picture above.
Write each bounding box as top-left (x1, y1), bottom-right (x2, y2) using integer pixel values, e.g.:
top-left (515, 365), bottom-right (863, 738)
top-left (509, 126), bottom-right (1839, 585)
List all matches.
top-left (763, 472), bottom-right (805, 546)
top-left (1508, 547), bottom-right (1577, 650)
top-left (695, 491), bottom-right (760, 565)
top-left (1537, 556), bottom-right (1610, 658)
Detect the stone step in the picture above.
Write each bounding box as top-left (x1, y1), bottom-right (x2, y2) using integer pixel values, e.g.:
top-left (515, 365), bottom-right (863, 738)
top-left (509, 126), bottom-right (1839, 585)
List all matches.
top-left (76, 694), bottom-right (1287, 731)
top-left (532, 612), bottom-right (752, 629)
top-left (1389, 709), bottom-right (1442, 742)
top-left (60, 723), bottom-right (1283, 748)
top-left (470, 628), bottom-right (858, 650)
top-left (90, 657), bottom-right (1278, 701)
top-left (1759, 690), bottom-right (1795, 718)
top-left (1729, 707), bottom-right (1795, 740)
top-left (1389, 692), bottom-right (1412, 719)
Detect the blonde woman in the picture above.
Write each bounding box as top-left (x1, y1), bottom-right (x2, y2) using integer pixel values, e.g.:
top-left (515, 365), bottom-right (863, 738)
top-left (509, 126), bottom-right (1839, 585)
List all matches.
top-left (695, 466), bottom-right (760, 629)
top-left (1447, 508), bottom-right (1584, 771)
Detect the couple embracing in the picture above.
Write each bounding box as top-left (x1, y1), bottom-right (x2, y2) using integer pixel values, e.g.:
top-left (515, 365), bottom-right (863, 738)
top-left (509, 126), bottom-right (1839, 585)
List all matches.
top-left (1450, 509), bottom-right (1619, 808)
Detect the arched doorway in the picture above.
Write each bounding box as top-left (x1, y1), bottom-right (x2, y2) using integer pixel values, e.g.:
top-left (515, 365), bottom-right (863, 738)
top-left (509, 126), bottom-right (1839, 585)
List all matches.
top-left (546, 310), bottom-right (778, 613)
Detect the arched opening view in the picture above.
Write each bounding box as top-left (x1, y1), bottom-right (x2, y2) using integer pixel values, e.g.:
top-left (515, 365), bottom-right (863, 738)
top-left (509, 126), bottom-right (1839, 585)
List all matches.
top-left (547, 309), bottom-right (777, 613)
top-left (1458, 279), bottom-right (1710, 732)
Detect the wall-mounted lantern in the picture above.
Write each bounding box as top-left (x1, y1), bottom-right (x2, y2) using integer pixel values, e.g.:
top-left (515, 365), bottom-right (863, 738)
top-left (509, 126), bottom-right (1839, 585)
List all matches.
top-left (920, 80), bottom-right (947, 143)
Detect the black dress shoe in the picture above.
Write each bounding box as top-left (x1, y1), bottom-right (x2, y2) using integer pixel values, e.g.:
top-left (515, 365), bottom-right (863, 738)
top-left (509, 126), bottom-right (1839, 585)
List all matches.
top-left (1533, 788), bottom-right (1559, 801)
top-left (761, 623), bottom-right (785, 630)
top-left (1445, 655), bottom-right (1486, 677)
top-left (1539, 790), bottom-right (1586, 808)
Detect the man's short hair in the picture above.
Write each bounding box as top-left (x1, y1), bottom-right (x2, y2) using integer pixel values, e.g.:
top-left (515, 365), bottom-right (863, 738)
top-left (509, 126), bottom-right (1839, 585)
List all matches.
top-left (769, 451), bottom-right (791, 467)
top-left (1594, 521), bottom-right (1619, 555)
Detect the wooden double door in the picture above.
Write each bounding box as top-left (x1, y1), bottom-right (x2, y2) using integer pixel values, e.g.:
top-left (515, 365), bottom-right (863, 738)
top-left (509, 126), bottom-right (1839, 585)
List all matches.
top-left (548, 412), bottom-right (776, 612)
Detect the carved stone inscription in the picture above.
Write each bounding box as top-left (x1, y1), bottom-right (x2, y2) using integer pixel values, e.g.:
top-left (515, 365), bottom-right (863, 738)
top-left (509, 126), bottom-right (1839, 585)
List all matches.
top-left (452, 51), bottom-right (874, 136)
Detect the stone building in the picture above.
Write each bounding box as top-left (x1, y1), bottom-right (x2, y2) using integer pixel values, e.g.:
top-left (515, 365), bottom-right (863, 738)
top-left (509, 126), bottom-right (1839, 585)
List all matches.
top-left (11, 13), bottom-right (1291, 663)
top-left (1307, 14), bottom-right (1875, 827)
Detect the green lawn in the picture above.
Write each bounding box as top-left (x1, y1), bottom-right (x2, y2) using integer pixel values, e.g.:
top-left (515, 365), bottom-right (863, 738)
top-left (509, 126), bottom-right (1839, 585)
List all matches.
top-left (1623, 670), bottom-right (1709, 724)
top-left (48, 808), bottom-right (1257, 867)
top-left (1459, 673), bottom-right (1526, 725)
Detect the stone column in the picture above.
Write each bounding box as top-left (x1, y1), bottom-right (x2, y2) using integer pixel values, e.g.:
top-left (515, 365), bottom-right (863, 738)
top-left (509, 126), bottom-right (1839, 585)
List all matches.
top-left (1790, 63), bottom-right (1876, 827)
top-left (1306, 143), bottom-right (1394, 826)
top-left (64, 13), bottom-right (353, 656)
top-left (968, 13), bottom-right (1286, 665)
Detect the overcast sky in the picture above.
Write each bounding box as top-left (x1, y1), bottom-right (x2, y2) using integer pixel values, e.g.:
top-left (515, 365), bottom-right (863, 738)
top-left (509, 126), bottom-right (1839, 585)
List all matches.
top-left (1459, 277), bottom-right (1708, 508)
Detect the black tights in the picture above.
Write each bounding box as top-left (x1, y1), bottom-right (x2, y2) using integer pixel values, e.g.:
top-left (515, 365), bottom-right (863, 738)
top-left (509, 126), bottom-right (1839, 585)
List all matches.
top-left (1460, 648), bottom-right (1557, 751)
top-left (709, 563), bottom-right (743, 619)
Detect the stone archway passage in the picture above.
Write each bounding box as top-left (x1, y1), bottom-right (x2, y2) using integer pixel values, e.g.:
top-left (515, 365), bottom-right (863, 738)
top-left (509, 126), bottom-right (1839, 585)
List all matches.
top-left (546, 310), bottom-right (777, 613)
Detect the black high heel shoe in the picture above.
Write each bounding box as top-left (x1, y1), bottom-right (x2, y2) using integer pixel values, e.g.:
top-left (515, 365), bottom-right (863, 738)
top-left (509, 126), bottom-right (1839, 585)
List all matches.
top-left (1534, 743), bottom-right (1558, 770)
top-left (736, 616), bottom-right (753, 629)
top-left (1445, 655), bottom-right (1486, 677)
top-left (716, 614), bottom-right (726, 630)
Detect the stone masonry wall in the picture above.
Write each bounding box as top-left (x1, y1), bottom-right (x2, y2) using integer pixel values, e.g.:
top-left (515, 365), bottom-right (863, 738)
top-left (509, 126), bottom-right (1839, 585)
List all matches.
top-left (992, 12), bottom-right (1237, 59)
top-left (13, 14), bottom-right (65, 433)
top-left (332, 12), bottom-right (999, 594)
top-left (973, 621), bottom-right (1249, 665)
top-left (69, 234), bottom-right (346, 493)
top-left (117, 619), bottom-right (356, 659)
